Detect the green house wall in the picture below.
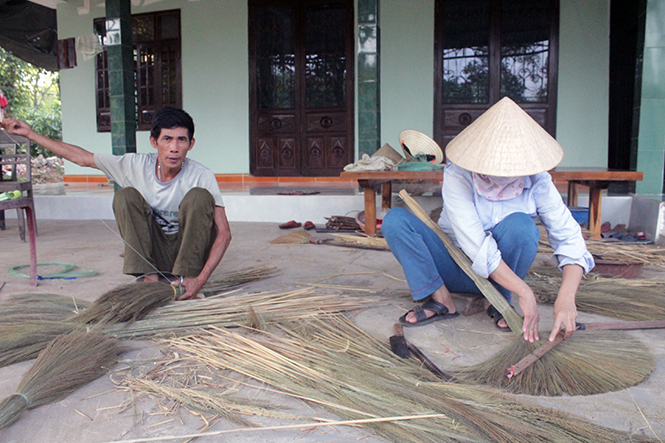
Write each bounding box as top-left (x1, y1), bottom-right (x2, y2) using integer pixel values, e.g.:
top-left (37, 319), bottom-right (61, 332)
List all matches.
top-left (56, 0), bottom-right (640, 184)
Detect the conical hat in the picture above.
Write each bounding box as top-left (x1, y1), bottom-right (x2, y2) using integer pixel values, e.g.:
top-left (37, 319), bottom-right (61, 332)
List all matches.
top-left (445, 97), bottom-right (563, 177)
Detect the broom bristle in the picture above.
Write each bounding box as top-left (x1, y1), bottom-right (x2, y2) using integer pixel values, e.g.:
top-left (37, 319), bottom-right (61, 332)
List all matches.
top-left (0, 329), bottom-right (118, 429)
top-left (456, 331), bottom-right (655, 396)
top-left (163, 315), bottom-right (647, 443)
top-left (76, 282), bottom-right (179, 325)
top-left (0, 293), bottom-right (89, 323)
top-left (0, 322), bottom-right (79, 368)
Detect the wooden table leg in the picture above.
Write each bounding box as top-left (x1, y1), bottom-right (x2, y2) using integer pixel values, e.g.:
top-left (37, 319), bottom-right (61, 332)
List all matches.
top-left (359, 180), bottom-right (377, 236)
top-left (25, 206), bottom-right (37, 286)
top-left (381, 182), bottom-right (392, 209)
top-left (567, 181), bottom-right (578, 207)
top-left (587, 185), bottom-right (603, 240)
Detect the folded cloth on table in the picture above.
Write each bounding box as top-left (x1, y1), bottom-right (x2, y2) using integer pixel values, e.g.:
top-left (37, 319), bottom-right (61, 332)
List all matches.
top-left (343, 154), bottom-right (398, 172)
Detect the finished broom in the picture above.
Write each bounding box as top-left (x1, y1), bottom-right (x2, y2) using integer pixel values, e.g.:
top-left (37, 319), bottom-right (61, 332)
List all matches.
top-left (0, 329), bottom-right (118, 429)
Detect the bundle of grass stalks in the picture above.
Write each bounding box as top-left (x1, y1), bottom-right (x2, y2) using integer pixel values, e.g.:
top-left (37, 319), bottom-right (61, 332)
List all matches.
top-left (78, 266), bottom-right (280, 324)
top-left (456, 330), bottom-right (655, 396)
top-left (0, 294), bottom-right (88, 323)
top-left (331, 233), bottom-right (389, 249)
top-left (76, 282), bottom-right (181, 325)
top-left (106, 288), bottom-right (375, 340)
top-left (0, 288), bottom-right (371, 369)
top-left (528, 267), bottom-right (665, 321)
top-left (0, 321), bottom-right (79, 368)
top-left (537, 227), bottom-right (665, 267)
top-left (0, 294), bottom-right (88, 369)
top-left (160, 315), bottom-right (651, 443)
top-left (0, 329), bottom-right (118, 429)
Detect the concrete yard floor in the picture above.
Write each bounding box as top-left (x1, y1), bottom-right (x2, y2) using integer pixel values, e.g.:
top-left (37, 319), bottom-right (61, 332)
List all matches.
top-left (0, 219), bottom-right (664, 442)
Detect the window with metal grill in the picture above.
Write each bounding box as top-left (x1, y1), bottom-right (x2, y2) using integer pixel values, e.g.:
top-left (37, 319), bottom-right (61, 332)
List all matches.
top-left (94, 10), bottom-right (182, 132)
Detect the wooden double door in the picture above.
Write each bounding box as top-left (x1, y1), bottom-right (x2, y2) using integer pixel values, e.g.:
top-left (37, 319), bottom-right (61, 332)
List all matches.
top-left (249, 0), bottom-right (355, 176)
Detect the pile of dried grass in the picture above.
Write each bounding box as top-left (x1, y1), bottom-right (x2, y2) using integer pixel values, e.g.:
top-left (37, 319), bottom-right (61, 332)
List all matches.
top-left (0, 329), bottom-right (118, 429)
top-left (528, 267), bottom-right (665, 321)
top-left (160, 315), bottom-right (650, 442)
top-left (456, 330), bottom-right (655, 396)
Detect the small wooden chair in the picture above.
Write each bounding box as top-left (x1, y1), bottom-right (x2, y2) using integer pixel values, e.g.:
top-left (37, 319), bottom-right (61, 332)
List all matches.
top-left (0, 133), bottom-right (38, 285)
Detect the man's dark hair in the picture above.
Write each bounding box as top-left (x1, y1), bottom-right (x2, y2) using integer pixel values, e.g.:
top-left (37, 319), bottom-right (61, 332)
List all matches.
top-left (150, 107), bottom-right (195, 141)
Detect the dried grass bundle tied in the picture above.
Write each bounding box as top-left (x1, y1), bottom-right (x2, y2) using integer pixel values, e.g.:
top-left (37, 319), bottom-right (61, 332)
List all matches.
top-left (0, 293), bottom-right (88, 323)
top-left (0, 321), bottom-right (79, 368)
top-left (456, 331), bottom-right (655, 396)
top-left (162, 315), bottom-right (650, 443)
top-left (0, 329), bottom-right (118, 429)
top-left (76, 282), bottom-right (181, 325)
top-left (528, 267), bottom-right (665, 321)
top-left (0, 294), bottom-right (88, 369)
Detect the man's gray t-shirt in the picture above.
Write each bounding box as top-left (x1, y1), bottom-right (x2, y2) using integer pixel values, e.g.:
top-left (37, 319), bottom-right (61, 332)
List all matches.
top-left (94, 153), bottom-right (224, 235)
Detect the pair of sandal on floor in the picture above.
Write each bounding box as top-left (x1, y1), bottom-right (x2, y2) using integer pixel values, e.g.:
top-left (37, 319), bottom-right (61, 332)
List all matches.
top-left (399, 296), bottom-right (511, 331)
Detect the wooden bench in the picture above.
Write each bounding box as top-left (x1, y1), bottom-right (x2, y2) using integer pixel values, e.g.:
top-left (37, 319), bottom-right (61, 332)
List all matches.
top-left (340, 168), bottom-right (643, 239)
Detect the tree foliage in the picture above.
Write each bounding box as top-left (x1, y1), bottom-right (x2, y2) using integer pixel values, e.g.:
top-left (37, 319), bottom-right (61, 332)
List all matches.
top-left (0, 46), bottom-right (61, 157)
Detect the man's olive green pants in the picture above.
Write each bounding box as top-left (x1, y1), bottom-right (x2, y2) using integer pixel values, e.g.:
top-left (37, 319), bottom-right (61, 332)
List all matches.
top-left (113, 187), bottom-right (216, 278)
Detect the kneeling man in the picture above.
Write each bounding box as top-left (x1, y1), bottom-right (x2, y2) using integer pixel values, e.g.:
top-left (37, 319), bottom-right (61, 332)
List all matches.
top-left (2, 107), bottom-right (231, 300)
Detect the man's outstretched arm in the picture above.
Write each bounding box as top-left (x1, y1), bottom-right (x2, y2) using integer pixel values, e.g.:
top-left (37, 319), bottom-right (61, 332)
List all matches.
top-left (177, 206), bottom-right (232, 300)
top-left (2, 118), bottom-right (97, 168)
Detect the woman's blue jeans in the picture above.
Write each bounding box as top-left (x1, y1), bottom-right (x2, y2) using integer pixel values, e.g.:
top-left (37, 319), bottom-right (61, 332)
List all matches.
top-left (381, 207), bottom-right (540, 304)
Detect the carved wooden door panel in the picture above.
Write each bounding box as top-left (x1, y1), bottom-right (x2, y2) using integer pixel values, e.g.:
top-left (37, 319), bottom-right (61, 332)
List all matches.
top-left (434, 0), bottom-right (559, 154)
top-left (249, 0), bottom-right (354, 176)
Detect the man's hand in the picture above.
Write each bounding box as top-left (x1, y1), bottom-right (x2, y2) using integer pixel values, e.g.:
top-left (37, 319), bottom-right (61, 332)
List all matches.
top-left (2, 118), bottom-right (33, 137)
top-left (516, 288), bottom-right (540, 343)
top-left (175, 276), bottom-right (206, 300)
top-left (3, 117), bottom-right (96, 168)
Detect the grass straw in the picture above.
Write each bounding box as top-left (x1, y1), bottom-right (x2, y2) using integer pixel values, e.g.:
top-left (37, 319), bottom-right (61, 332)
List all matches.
top-left (456, 331), bottom-right (655, 396)
top-left (160, 315), bottom-right (647, 443)
top-left (0, 329), bottom-right (118, 429)
top-left (398, 190), bottom-right (523, 333)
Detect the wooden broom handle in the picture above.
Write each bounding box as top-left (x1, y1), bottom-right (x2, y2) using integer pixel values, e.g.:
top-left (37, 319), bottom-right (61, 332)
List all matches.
top-left (398, 189), bottom-right (524, 335)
